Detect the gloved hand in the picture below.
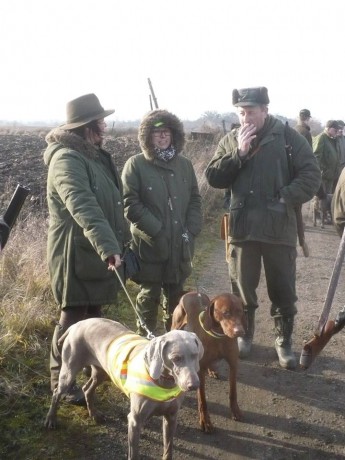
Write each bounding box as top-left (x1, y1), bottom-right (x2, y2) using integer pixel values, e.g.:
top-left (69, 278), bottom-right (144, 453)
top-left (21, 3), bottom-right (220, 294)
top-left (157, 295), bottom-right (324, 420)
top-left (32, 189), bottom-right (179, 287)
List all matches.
top-left (107, 254), bottom-right (122, 271)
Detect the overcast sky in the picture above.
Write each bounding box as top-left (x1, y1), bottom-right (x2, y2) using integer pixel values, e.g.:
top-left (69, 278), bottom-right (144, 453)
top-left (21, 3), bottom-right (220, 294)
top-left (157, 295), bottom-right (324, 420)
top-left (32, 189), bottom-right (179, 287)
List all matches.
top-left (1, 0), bottom-right (344, 124)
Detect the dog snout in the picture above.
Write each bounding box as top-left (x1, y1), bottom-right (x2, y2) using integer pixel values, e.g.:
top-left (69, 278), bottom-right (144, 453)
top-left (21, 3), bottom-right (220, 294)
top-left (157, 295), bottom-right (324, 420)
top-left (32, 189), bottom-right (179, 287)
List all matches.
top-left (222, 321), bottom-right (245, 338)
top-left (184, 375), bottom-right (200, 392)
top-left (177, 371), bottom-right (200, 392)
top-left (233, 324), bottom-right (245, 338)
top-left (186, 380), bottom-right (200, 391)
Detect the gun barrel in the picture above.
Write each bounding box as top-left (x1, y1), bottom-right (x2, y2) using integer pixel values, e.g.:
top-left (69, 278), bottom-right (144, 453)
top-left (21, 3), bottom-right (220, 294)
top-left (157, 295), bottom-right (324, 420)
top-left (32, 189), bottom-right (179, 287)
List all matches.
top-left (3, 184), bottom-right (30, 229)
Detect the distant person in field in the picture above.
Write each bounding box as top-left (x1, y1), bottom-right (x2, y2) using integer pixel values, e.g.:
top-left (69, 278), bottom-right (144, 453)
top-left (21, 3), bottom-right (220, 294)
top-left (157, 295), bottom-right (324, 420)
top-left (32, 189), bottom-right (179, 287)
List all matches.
top-left (121, 109), bottom-right (202, 336)
top-left (313, 120), bottom-right (341, 194)
top-left (336, 119), bottom-right (345, 175)
top-left (43, 93), bottom-right (129, 404)
top-left (205, 86), bottom-right (321, 369)
top-left (294, 109), bottom-right (312, 147)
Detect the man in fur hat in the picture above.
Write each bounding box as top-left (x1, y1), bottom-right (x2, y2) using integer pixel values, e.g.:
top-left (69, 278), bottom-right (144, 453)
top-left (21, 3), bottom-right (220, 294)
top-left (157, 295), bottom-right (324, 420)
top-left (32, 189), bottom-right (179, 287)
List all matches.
top-left (205, 87), bottom-right (321, 369)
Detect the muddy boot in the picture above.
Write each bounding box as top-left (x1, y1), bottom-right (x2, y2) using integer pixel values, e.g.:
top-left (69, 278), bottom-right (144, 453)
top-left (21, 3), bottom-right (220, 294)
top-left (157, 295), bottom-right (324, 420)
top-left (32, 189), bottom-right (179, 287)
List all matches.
top-left (274, 316), bottom-right (297, 369)
top-left (50, 324), bottom-right (86, 406)
top-left (238, 309), bottom-right (255, 359)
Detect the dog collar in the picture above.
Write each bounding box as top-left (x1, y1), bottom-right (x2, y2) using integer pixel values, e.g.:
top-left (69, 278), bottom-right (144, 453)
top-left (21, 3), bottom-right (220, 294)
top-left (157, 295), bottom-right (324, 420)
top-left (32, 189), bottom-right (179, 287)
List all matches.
top-left (199, 311), bottom-right (226, 339)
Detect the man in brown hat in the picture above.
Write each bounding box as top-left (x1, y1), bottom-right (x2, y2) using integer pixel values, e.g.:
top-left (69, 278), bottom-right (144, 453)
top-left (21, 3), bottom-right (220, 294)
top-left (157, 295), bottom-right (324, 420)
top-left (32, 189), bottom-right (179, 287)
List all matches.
top-left (44, 93), bottom-right (130, 403)
top-left (313, 120), bottom-right (341, 194)
top-left (295, 109), bottom-right (312, 147)
top-left (205, 87), bottom-right (321, 369)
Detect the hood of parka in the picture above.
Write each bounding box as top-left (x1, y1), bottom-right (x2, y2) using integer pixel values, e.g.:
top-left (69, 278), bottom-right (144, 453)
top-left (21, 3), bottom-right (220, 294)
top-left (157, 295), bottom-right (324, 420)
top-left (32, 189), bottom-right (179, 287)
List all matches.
top-left (43, 127), bottom-right (102, 166)
top-left (138, 109), bottom-right (185, 160)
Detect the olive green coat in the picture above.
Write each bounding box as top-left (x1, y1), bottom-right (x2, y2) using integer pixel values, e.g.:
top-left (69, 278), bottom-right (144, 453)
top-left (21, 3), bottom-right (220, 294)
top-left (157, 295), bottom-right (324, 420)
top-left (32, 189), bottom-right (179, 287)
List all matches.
top-left (205, 116), bottom-right (321, 246)
top-left (313, 131), bottom-right (339, 187)
top-left (121, 110), bottom-right (202, 284)
top-left (332, 167), bottom-right (345, 236)
top-left (43, 128), bottom-right (129, 308)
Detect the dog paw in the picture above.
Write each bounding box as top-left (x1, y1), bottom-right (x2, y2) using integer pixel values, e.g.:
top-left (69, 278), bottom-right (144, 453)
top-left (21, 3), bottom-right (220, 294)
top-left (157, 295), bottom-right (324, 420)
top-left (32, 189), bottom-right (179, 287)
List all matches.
top-left (90, 410), bottom-right (107, 424)
top-left (231, 405), bottom-right (243, 422)
top-left (44, 416), bottom-right (57, 430)
top-left (207, 368), bottom-right (219, 379)
top-left (200, 417), bottom-right (214, 434)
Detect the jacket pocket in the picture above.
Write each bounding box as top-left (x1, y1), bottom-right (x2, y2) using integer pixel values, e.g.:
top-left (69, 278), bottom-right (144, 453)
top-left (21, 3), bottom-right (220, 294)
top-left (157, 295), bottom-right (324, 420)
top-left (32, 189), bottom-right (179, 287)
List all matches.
top-left (135, 233), bottom-right (169, 263)
top-left (263, 199), bottom-right (288, 238)
top-left (74, 236), bottom-right (109, 280)
top-left (229, 196), bottom-right (246, 238)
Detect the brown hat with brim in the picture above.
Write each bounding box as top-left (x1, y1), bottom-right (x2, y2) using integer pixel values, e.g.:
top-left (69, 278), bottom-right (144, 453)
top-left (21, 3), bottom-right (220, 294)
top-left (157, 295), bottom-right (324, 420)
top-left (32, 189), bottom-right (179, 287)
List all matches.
top-left (60, 93), bottom-right (114, 130)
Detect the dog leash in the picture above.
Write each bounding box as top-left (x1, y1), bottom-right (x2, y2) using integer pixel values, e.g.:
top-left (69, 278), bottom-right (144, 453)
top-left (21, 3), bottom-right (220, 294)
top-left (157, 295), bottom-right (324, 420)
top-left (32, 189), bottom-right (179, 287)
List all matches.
top-left (113, 267), bottom-right (155, 340)
top-left (182, 231), bottom-right (206, 310)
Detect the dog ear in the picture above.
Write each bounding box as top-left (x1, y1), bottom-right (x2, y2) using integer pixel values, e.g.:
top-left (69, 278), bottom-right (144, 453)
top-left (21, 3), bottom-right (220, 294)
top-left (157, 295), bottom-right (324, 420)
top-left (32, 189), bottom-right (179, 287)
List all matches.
top-left (202, 301), bottom-right (216, 330)
top-left (193, 333), bottom-right (204, 360)
top-left (145, 336), bottom-right (166, 380)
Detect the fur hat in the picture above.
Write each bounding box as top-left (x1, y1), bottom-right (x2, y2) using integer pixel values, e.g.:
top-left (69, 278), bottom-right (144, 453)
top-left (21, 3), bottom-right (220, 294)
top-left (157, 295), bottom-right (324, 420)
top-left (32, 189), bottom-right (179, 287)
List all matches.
top-left (138, 109), bottom-right (185, 160)
top-left (232, 87), bottom-right (269, 107)
top-left (61, 93), bottom-right (114, 130)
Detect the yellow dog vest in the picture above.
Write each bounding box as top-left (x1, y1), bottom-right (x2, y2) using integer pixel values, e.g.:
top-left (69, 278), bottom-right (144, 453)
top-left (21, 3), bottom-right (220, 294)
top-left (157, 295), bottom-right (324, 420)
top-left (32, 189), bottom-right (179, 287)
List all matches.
top-left (106, 333), bottom-right (182, 401)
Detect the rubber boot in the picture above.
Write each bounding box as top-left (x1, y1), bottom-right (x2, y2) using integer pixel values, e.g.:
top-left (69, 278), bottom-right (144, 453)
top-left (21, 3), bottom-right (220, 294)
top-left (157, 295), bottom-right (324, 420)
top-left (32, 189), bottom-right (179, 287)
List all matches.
top-left (274, 316), bottom-right (297, 369)
top-left (238, 309), bottom-right (255, 359)
top-left (50, 323), bottom-right (86, 405)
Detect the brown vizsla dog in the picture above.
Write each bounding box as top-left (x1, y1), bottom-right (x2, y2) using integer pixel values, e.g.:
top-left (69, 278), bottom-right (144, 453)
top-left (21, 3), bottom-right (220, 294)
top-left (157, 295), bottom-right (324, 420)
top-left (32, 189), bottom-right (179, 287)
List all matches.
top-left (171, 291), bottom-right (246, 433)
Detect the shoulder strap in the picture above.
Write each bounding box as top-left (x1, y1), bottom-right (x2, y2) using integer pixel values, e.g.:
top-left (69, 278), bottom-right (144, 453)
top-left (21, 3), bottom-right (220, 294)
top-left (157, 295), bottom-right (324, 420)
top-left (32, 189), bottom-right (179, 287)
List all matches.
top-left (284, 121), bottom-right (294, 180)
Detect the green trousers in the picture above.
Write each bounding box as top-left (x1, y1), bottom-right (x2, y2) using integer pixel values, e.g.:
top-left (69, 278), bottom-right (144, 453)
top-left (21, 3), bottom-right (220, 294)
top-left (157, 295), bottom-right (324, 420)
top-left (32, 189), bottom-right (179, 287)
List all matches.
top-left (229, 241), bottom-right (298, 317)
top-left (135, 281), bottom-right (184, 335)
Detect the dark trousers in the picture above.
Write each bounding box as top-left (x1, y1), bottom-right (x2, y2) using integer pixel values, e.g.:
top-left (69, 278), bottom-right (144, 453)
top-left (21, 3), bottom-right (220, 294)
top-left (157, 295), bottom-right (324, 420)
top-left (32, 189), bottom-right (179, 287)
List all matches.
top-left (229, 242), bottom-right (298, 317)
top-left (135, 281), bottom-right (184, 335)
top-left (50, 305), bottom-right (102, 390)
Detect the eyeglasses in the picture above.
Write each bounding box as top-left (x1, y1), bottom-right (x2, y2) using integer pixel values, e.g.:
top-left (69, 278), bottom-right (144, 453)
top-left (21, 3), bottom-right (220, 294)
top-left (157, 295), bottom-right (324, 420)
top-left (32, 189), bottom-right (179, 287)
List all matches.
top-left (152, 129), bottom-right (171, 137)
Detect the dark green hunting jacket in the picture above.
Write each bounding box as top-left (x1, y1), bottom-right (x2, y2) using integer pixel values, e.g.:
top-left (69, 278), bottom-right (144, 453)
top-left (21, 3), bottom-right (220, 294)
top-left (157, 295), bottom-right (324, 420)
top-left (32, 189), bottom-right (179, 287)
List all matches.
top-left (205, 115), bottom-right (321, 246)
top-left (121, 110), bottom-right (202, 284)
top-left (44, 128), bottom-right (129, 308)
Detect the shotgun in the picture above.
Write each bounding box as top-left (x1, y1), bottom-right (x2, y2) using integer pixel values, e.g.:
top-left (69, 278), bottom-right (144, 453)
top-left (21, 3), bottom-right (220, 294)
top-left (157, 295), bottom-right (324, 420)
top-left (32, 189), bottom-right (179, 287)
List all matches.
top-left (148, 78), bottom-right (159, 109)
top-left (0, 184), bottom-right (30, 251)
top-left (300, 228), bottom-right (345, 369)
top-left (284, 122), bottom-right (309, 257)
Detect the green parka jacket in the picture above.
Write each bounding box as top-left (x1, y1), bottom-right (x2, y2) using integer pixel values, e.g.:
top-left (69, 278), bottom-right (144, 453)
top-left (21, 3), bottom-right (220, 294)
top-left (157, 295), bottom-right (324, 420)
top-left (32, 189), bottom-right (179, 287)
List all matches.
top-left (43, 128), bottom-right (129, 308)
top-left (205, 116), bottom-right (321, 246)
top-left (121, 110), bottom-right (202, 284)
top-left (313, 131), bottom-right (340, 190)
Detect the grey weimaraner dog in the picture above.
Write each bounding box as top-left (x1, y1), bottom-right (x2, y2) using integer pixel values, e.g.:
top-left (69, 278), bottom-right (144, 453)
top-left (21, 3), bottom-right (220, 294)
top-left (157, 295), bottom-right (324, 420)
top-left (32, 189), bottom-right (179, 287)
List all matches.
top-left (44, 318), bottom-right (204, 460)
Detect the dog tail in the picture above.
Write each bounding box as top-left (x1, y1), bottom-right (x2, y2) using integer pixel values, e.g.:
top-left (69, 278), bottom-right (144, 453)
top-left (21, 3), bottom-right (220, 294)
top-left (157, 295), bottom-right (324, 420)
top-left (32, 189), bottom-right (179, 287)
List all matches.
top-left (57, 329), bottom-right (70, 347)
